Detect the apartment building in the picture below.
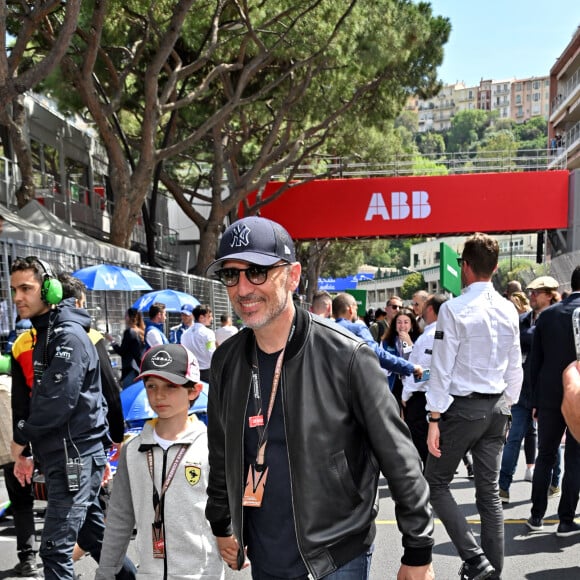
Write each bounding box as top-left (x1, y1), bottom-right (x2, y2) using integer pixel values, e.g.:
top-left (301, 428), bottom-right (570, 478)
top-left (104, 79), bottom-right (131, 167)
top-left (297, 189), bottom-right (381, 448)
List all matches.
top-left (491, 79), bottom-right (513, 119)
top-left (548, 25), bottom-right (580, 170)
top-left (414, 75), bottom-right (549, 133)
top-left (417, 82), bottom-right (464, 133)
top-left (454, 83), bottom-right (478, 113)
top-left (511, 76), bottom-right (551, 123)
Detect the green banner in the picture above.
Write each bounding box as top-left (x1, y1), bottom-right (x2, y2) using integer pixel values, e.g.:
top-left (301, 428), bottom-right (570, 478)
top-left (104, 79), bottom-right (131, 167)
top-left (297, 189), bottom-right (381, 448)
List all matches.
top-left (346, 289), bottom-right (367, 318)
top-left (439, 242), bottom-right (462, 297)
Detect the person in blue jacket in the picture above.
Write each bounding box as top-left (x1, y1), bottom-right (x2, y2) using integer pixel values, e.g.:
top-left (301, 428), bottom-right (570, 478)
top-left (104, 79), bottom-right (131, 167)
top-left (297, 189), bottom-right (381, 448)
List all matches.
top-left (332, 293), bottom-right (422, 381)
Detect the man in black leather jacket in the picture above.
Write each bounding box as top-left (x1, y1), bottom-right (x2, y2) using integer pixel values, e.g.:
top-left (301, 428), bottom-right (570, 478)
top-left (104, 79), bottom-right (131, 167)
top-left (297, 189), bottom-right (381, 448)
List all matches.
top-left (205, 216), bottom-right (434, 580)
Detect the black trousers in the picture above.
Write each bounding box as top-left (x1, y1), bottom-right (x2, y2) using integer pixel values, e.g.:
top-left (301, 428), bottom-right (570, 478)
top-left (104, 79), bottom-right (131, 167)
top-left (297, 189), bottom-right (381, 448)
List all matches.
top-left (531, 407), bottom-right (580, 523)
top-left (403, 391), bottom-right (428, 467)
top-left (3, 464), bottom-right (36, 562)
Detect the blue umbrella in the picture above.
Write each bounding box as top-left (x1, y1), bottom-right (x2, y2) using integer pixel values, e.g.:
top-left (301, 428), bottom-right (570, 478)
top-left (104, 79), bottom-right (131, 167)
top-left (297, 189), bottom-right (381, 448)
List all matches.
top-left (72, 264), bottom-right (153, 332)
top-left (120, 379), bottom-right (209, 428)
top-left (72, 264), bottom-right (152, 291)
top-left (132, 289), bottom-right (199, 313)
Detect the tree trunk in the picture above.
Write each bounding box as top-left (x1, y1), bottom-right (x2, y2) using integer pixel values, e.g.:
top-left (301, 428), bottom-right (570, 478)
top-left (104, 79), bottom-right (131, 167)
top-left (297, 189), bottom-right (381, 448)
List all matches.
top-left (0, 97), bottom-right (36, 208)
top-left (194, 218), bottom-right (224, 276)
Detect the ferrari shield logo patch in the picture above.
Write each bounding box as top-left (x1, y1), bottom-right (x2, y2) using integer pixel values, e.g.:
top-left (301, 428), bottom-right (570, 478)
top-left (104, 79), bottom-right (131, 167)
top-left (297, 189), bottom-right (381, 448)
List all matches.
top-left (185, 465), bottom-right (201, 486)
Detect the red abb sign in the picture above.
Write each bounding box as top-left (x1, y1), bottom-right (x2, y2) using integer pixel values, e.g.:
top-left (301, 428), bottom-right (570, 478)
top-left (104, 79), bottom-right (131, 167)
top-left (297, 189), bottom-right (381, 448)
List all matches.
top-left (252, 171), bottom-right (569, 239)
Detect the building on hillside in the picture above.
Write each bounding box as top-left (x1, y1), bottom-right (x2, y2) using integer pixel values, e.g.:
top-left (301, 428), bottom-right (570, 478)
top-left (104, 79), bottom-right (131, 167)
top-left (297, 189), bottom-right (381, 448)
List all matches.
top-left (511, 76), bottom-right (551, 123)
top-left (454, 83), bottom-right (478, 113)
top-left (478, 79), bottom-right (492, 111)
top-left (548, 25), bottom-right (580, 170)
top-left (491, 79), bottom-right (513, 119)
top-left (413, 75), bottom-right (550, 133)
top-left (417, 82), bottom-right (464, 132)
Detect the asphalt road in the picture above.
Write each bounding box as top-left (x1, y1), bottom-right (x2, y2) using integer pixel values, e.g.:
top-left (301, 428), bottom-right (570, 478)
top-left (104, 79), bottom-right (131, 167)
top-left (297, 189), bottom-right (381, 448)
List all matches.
top-left (0, 446), bottom-right (578, 579)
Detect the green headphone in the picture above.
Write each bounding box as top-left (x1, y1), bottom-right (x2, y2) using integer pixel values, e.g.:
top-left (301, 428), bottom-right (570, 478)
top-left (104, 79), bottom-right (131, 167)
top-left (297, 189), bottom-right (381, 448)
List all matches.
top-left (35, 258), bottom-right (63, 305)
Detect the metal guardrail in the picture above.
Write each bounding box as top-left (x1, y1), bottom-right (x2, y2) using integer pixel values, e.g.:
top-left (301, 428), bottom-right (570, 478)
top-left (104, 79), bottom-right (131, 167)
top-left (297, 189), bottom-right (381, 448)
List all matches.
top-left (272, 149), bottom-right (567, 180)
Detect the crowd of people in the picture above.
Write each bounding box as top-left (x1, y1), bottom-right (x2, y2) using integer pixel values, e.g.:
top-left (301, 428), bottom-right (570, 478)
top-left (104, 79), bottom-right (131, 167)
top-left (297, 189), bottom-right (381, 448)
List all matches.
top-left (1, 215), bottom-right (580, 580)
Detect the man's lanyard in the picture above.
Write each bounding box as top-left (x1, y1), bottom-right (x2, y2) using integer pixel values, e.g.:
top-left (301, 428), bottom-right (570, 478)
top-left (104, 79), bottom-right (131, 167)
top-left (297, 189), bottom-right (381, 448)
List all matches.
top-left (250, 348), bottom-right (285, 471)
top-left (146, 445), bottom-right (189, 525)
top-left (249, 313), bottom-right (296, 471)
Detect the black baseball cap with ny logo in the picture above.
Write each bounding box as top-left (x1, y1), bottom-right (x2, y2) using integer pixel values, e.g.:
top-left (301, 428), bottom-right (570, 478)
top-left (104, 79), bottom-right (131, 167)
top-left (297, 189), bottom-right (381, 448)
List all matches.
top-left (206, 216), bottom-right (295, 277)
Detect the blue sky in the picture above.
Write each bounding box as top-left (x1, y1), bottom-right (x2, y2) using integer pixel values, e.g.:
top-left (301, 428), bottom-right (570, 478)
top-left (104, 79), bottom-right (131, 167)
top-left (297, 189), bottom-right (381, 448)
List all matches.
top-left (427, 1), bottom-right (579, 86)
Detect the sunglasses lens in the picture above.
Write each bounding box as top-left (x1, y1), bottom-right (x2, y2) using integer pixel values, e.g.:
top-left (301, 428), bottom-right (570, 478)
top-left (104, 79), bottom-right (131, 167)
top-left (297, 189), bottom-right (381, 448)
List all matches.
top-left (218, 269), bottom-right (240, 287)
top-left (246, 266), bottom-right (269, 285)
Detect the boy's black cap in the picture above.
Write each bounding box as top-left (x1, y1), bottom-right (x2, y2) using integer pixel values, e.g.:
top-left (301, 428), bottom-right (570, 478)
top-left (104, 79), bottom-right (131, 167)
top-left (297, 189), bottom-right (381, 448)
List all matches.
top-left (137, 344), bottom-right (201, 385)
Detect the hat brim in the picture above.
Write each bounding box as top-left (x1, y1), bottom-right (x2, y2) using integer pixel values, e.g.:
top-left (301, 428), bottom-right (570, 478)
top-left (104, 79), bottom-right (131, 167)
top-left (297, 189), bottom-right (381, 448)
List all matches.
top-left (206, 252), bottom-right (283, 278)
top-left (137, 370), bottom-right (195, 385)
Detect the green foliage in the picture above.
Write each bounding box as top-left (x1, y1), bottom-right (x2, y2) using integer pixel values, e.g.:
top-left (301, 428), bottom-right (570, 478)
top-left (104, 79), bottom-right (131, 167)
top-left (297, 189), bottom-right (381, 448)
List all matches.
top-left (412, 155), bottom-right (448, 175)
top-left (474, 129), bottom-right (518, 169)
top-left (401, 272), bottom-right (426, 299)
top-left (445, 109), bottom-right (494, 153)
top-left (395, 110), bottom-right (419, 134)
top-left (494, 258), bottom-right (543, 291)
top-left (416, 131), bottom-right (446, 156)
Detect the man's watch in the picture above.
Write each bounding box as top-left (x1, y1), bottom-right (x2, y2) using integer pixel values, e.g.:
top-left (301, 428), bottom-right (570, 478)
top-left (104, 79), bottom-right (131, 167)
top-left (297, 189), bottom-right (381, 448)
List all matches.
top-left (426, 412), bottom-right (441, 423)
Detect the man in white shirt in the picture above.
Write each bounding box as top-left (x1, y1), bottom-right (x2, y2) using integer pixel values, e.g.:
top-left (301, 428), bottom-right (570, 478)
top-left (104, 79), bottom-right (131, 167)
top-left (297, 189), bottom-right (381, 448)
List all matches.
top-left (309, 290), bottom-right (332, 319)
top-left (181, 304), bottom-right (215, 382)
top-left (424, 233), bottom-right (522, 580)
top-left (215, 314), bottom-right (238, 346)
top-left (401, 293), bottom-right (448, 466)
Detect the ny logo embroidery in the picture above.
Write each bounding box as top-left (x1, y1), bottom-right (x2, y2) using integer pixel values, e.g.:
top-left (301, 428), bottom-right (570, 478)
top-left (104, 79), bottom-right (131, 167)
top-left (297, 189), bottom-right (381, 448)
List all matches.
top-left (230, 224), bottom-right (251, 248)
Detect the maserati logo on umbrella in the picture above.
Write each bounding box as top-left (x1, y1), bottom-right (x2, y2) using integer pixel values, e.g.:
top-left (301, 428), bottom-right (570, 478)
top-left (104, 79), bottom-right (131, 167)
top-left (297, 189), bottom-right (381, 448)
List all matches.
top-left (101, 273), bottom-right (118, 289)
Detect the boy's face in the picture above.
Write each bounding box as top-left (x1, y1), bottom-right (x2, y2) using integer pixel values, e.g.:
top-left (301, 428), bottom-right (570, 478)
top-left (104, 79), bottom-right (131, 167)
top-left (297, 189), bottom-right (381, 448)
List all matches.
top-left (144, 376), bottom-right (199, 419)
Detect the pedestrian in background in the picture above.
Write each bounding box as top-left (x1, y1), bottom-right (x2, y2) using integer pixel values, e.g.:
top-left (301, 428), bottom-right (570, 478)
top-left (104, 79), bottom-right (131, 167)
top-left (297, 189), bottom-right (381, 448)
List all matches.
top-left (181, 304), bottom-right (216, 382)
top-left (382, 308), bottom-right (422, 409)
top-left (107, 307), bottom-right (145, 388)
top-left (499, 276), bottom-right (561, 504)
top-left (402, 294), bottom-right (448, 467)
top-left (144, 302), bottom-right (168, 348)
top-left (309, 290), bottom-right (333, 319)
top-left (169, 303), bottom-right (194, 344)
top-left (527, 267), bottom-right (580, 537)
top-left (425, 233), bottom-right (522, 580)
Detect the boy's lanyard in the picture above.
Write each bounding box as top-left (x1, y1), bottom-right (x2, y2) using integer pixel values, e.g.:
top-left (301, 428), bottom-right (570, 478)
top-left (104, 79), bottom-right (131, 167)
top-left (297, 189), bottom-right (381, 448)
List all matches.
top-left (146, 445), bottom-right (189, 524)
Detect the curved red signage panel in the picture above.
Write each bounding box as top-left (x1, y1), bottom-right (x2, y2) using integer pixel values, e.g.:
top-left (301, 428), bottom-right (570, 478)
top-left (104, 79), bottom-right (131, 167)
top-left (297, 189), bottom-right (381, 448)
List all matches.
top-left (254, 171), bottom-right (569, 239)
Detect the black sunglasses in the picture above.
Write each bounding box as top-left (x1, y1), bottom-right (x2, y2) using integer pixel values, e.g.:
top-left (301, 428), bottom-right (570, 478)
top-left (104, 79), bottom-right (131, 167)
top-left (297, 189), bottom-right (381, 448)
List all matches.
top-left (215, 263), bottom-right (289, 287)
top-left (457, 257), bottom-right (468, 266)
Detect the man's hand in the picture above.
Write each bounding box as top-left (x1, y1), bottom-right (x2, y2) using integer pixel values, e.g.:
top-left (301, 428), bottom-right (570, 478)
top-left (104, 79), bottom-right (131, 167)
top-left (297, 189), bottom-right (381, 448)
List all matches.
top-left (562, 361), bottom-right (580, 442)
top-left (427, 422), bottom-right (441, 458)
top-left (10, 441), bottom-right (26, 463)
top-left (101, 461), bottom-right (113, 487)
top-left (216, 535), bottom-right (248, 570)
top-left (397, 562), bottom-right (435, 579)
top-left (13, 455), bottom-right (34, 487)
top-left (413, 366), bottom-right (423, 380)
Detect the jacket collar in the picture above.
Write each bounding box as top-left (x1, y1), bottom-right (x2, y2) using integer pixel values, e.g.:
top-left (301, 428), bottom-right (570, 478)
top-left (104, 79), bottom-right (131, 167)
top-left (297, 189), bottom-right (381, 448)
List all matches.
top-left (241, 306), bottom-right (310, 365)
